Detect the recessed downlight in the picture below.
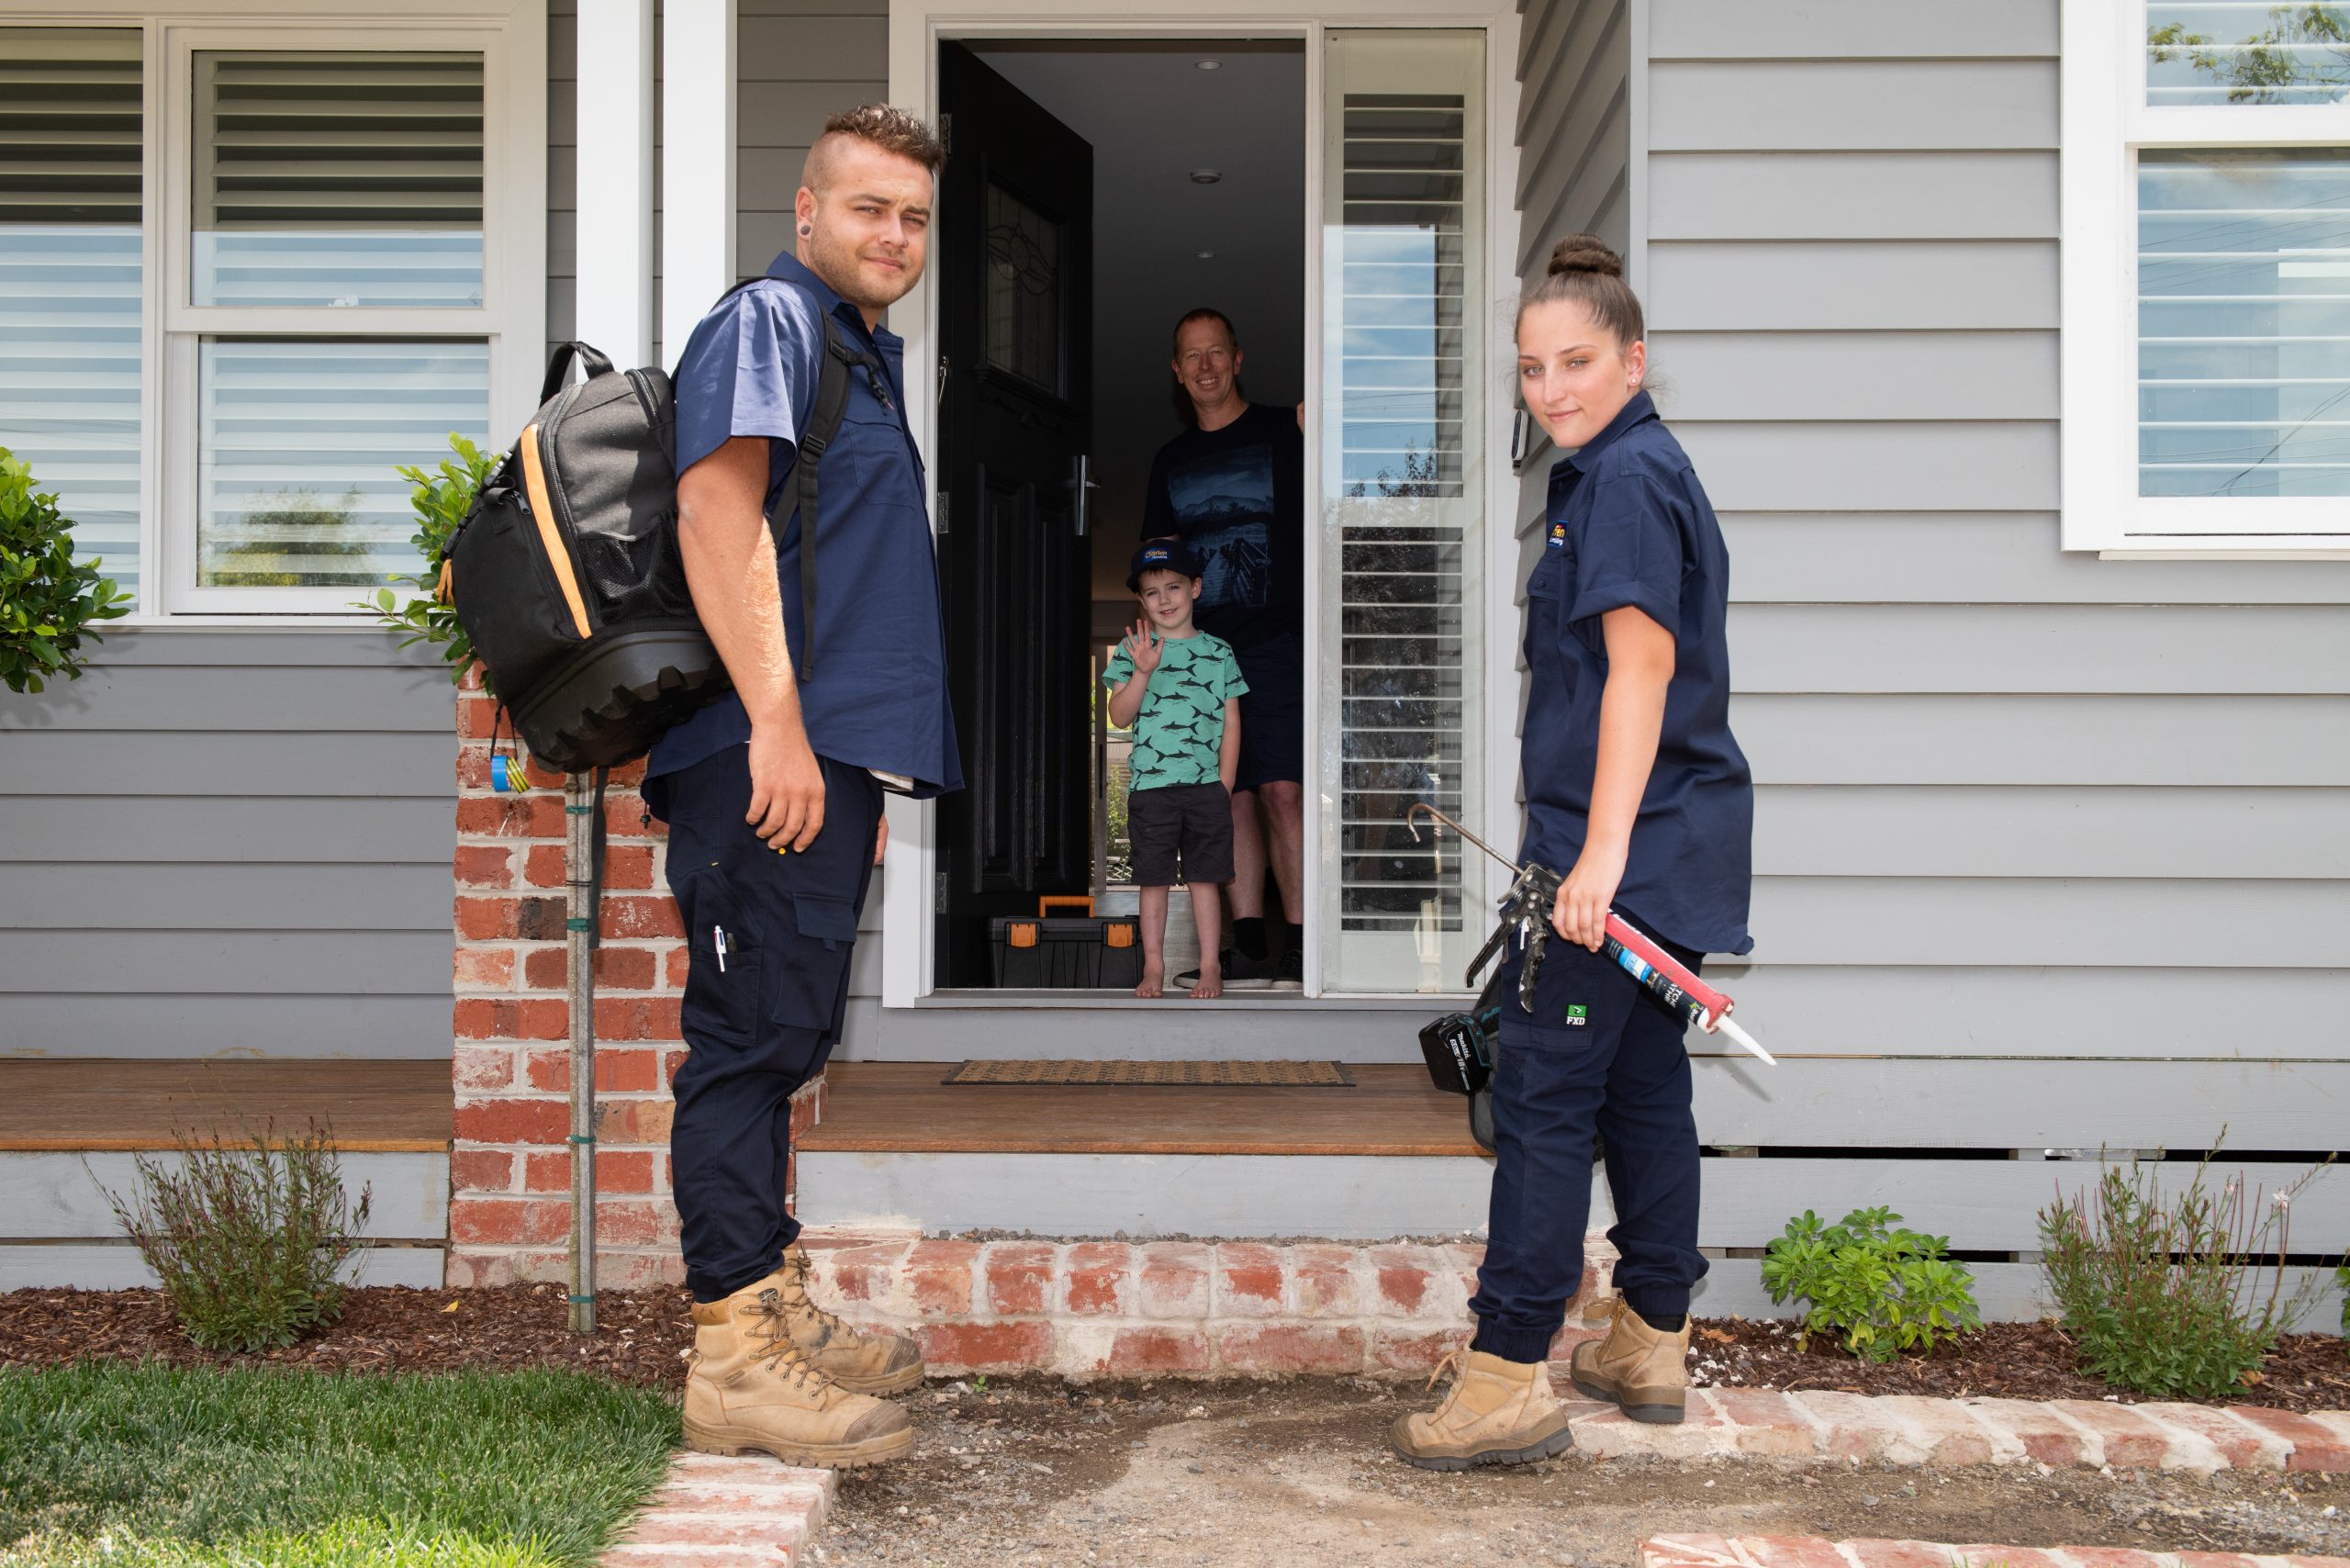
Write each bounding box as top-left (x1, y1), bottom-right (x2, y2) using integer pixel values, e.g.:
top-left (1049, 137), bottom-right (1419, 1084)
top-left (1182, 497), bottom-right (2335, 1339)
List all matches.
top-left (1189, 168), bottom-right (1222, 185)
top-left (1196, 251), bottom-right (1216, 260)
top-left (1194, 58), bottom-right (1222, 71)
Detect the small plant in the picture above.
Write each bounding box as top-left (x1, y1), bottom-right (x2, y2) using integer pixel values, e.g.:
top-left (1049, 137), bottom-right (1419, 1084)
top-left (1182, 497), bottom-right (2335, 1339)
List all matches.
top-left (358, 431), bottom-right (500, 689)
top-left (1762, 1205), bottom-right (1983, 1362)
top-left (2038, 1147), bottom-right (2321, 1399)
top-left (0, 446), bottom-right (129, 694)
top-left (103, 1119), bottom-right (372, 1353)
top-left (2334, 1261), bottom-right (2348, 1340)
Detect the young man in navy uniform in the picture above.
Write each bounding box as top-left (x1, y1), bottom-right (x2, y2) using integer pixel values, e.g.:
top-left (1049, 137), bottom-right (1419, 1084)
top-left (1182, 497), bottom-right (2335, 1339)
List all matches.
top-left (645, 105), bottom-right (960, 1471)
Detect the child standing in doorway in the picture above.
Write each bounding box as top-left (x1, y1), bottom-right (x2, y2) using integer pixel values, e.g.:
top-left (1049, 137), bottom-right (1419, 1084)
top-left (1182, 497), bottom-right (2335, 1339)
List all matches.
top-left (1105, 542), bottom-right (1248, 999)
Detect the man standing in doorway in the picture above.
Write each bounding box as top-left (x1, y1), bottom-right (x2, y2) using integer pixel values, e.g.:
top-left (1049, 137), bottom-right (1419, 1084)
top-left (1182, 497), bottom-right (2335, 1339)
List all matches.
top-left (644, 105), bottom-right (960, 1470)
top-left (1141, 308), bottom-right (1305, 985)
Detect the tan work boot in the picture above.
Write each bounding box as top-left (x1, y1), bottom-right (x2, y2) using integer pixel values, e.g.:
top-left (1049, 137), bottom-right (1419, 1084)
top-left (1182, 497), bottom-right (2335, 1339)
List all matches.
top-left (1568, 1297), bottom-right (1691, 1424)
top-left (683, 1276), bottom-right (913, 1469)
top-left (775, 1243), bottom-right (924, 1394)
top-left (1388, 1350), bottom-right (1576, 1471)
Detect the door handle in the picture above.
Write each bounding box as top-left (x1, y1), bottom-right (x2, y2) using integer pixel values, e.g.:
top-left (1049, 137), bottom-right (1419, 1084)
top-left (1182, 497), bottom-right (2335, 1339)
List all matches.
top-left (1072, 454), bottom-right (1098, 537)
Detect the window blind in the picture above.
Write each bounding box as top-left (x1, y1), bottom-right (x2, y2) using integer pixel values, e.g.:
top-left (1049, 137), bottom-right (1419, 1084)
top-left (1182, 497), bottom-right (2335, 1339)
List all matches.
top-left (194, 50), bottom-right (483, 308)
top-left (2139, 146), bottom-right (2350, 498)
top-left (197, 337), bottom-right (487, 588)
top-left (0, 28), bottom-right (144, 593)
top-left (1336, 89), bottom-right (1472, 939)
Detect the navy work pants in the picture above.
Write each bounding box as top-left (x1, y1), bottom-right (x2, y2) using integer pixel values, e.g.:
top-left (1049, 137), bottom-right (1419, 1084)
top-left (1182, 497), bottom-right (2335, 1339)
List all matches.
top-left (653, 745), bottom-right (881, 1304)
top-left (1466, 920), bottom-right (1708, 1363)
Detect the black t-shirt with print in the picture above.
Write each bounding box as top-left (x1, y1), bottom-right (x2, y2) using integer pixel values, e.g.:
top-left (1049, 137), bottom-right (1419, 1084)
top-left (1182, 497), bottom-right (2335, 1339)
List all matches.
top-left (1140, 401), bottom-right (1305, 653)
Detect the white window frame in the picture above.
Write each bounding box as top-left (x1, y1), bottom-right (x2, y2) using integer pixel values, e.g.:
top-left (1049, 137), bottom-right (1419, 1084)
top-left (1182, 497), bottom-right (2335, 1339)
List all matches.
top-left (2062, 0), bottom-right (2350, 557)
top-left (0, 0), bottom-right (546, 622)
top-left (878, 0), bottom-right (1522, 1007)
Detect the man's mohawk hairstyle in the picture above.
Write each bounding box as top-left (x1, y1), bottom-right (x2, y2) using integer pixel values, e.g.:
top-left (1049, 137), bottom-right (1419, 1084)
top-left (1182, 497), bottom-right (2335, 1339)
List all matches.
top-left (819, 104), bottom-right (946, 175)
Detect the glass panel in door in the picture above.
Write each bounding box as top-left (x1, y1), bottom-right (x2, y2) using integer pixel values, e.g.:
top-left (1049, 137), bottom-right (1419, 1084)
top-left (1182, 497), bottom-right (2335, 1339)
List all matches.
top-left (1317, 30), bottom-right (1487, 995)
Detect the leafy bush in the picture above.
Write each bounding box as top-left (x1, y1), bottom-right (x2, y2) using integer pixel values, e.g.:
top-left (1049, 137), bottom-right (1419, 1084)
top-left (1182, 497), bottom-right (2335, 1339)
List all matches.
top-left (1762, 1205), bottom-right (1984, 1361)
top-left (358, 432), bottom-right (500, 689)
top-left (2338, 1262), bottom-right (2349, 1339)
top-left (103, 1120), bottom-right (372, 1354)
top-left (2038, 1149), bottom-right (2317, 1399)
top-left (0, 446), bottom-right (129, 694)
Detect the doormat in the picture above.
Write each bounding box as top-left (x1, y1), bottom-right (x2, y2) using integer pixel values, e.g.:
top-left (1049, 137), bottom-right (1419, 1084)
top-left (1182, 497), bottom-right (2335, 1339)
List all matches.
top-left (941, 1059), bottom-right (1354, 1088)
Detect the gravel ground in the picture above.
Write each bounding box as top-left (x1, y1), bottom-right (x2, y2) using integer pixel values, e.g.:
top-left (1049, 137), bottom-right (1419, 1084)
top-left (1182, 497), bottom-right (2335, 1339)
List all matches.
top-left (816, 1378), bottom-right (2350, 1568)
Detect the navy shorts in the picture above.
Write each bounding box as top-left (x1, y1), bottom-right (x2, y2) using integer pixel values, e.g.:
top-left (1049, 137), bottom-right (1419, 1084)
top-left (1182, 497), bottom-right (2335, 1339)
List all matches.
top-left (1128, 781), bottom-right (1235, 887)
top-left (1232, 633), bottom-right (1303, 792)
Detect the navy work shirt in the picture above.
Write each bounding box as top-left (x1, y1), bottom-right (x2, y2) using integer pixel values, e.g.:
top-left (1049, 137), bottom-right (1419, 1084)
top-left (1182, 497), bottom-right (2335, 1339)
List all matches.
top-left (646, 252), bottom-right (962, 801)
top-left (1518, 390), bottom-right (1753, 956)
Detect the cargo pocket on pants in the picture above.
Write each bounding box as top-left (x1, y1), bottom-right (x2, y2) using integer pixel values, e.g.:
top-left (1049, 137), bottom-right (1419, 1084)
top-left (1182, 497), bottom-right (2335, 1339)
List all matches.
top-left (679, 871), bottom-right (764, 1045)
top-left (771, 891), bottom-right (858, 1030)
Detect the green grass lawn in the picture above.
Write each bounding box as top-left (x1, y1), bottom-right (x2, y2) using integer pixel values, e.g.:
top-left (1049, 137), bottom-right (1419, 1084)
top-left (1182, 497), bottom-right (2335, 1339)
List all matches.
top-left (0, 1362), bottom-right (679, 1567)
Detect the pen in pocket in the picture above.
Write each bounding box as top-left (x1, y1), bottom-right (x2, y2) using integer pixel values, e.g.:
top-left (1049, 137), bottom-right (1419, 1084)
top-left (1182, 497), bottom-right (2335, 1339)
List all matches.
top-left (713, 925), bottom-right (728, 973)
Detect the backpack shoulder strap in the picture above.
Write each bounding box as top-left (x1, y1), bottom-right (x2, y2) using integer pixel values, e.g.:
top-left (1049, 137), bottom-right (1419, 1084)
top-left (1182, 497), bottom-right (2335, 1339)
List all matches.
top-left (789, 311), bottom-right (868, 683)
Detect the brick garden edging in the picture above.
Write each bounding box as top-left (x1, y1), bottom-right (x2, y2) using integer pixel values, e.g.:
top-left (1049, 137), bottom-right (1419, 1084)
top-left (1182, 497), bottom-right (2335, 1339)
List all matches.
top-left (1643, 1539), bottom-right (2350, 1568)
top-left (601, 1453), bottom-right (833, 1567)
top-left (798, 1227), bottom-right (2350, 1473)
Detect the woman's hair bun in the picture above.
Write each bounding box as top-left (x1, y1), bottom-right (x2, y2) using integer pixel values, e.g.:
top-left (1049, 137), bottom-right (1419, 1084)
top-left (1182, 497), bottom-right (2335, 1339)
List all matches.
top-left (1547, 234), bottom-right (1624, 279)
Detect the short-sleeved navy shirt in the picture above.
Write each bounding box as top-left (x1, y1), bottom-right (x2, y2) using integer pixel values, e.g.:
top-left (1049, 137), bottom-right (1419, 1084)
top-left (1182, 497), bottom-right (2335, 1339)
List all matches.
top-left (1518, 390), bottom-right (1753, 956)
top-left (645, 252), bottom-right (962, 801)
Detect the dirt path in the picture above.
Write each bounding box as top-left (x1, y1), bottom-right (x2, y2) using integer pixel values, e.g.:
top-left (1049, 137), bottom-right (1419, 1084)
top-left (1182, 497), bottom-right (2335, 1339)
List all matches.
top-left (814, 1379), bottom-right (2349, 1568)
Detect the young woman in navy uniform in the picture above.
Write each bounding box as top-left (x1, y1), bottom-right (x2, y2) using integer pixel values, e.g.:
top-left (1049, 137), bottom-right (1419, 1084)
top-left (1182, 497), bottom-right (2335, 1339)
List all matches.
top-left (1393, 236), bottom-right (1754, 1470)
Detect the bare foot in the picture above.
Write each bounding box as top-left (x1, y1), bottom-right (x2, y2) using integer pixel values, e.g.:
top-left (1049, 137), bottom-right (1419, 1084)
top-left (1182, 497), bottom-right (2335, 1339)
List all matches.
top-left (1136, 965), bottom-right (1164, 999)
top-left (1190, 968), bottom-right (1224, 1000)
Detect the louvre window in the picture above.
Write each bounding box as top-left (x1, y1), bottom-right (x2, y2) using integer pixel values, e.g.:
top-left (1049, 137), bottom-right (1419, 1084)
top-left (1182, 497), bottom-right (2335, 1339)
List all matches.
top-left (2138, 147), bottom-right (2350, 498)
top-left (0, 28), bottom-right (144, 594)
top-left (1319, 32), bottom-right (1489, 993)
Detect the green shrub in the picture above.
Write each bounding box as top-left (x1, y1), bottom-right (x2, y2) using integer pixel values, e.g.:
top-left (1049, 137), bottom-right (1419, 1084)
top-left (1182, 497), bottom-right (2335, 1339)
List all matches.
top-left (0, 447), bottom-right (129, 695)
top-left (2037, 1150), bottom-right (2317, 1399)
top-left (2338, 1262), bottom-right (2349, 1339)
top-left (1762, 1205), bottom-right (1984, 1362)
top-left (103, 1121), bottom-right (372, 1354)
top-left (358, 431), bottom-right (500, 690)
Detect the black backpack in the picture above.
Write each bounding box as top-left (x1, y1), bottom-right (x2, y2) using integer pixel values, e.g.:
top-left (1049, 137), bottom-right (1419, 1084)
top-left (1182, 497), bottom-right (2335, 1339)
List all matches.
top-left (442, 281), bottom-right (881, 772)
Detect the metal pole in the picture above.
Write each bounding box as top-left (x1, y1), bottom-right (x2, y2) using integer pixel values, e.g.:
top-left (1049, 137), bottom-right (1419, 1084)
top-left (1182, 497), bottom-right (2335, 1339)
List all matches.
top-left (565, 770), bottom-right (598, 1334)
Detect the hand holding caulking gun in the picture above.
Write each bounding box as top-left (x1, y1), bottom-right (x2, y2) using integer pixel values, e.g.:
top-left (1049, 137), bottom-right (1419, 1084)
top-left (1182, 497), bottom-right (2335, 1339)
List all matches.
top-left (1406, 803), bottom-right (1774, 1066)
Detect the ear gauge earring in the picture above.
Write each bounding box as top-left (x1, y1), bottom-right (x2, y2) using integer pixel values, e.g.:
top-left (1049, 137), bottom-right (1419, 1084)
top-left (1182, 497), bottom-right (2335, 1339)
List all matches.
top-left (798, 223), bottom-right (811, 237)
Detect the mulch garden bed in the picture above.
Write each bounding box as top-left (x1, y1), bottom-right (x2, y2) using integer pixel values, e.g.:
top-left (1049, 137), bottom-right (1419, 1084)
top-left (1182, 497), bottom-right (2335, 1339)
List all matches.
top-left (1689, 1316), bottom-right (2350, 1413)
top-left (1, 1286), bottom-right (2343, 1413)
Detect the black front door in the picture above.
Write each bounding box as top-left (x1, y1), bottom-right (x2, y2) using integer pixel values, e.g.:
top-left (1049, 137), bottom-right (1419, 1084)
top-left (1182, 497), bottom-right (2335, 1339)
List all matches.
top-left (934, 44), bottom-right (1095, 987)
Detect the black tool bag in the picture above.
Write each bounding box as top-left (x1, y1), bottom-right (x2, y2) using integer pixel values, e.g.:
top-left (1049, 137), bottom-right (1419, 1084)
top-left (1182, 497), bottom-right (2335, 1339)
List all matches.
top-left (442, 285), bottom-right (880, 772)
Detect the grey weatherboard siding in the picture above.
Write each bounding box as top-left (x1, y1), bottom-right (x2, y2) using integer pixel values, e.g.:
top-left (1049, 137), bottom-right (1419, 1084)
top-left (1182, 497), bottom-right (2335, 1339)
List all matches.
top-left (0, 632), bottom-right (457, 1059)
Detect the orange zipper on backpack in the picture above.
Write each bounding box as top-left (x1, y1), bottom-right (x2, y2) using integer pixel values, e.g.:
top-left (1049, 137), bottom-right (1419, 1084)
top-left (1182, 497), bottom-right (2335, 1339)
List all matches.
top-left (517, 424), bottom-right (591, 639)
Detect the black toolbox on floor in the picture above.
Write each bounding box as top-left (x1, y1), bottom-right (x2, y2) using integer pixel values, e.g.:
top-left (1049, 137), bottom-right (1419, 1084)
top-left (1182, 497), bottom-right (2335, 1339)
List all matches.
top-left (989, 897), bottom-right (1144, 989)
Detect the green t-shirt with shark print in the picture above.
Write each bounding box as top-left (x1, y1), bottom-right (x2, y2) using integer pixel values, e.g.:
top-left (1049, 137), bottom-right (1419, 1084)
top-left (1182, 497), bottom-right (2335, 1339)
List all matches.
top-left (1104, 630), bottom-right (1249, 790)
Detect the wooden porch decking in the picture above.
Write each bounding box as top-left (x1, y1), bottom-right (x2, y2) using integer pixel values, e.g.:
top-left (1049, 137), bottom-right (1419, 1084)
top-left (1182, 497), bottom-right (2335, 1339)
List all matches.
top-left (0, 1058), bottom-right (1474, 1158)
top-left (0, 1059), bottom-right (452, 1152)
top-left (802, 1061), bottom-right (1480, 1157)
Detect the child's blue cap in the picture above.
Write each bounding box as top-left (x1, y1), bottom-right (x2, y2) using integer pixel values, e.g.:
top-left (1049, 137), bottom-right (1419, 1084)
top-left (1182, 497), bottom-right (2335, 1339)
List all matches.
top-left (1126, 540), bottom-right (1202, 590)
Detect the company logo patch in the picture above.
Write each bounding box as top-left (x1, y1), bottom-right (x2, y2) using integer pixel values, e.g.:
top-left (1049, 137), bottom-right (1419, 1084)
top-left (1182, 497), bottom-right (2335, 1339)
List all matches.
top-left (1143, 546), bottom-right (1170, 564)
top-left (1547, 521), bottom-right (1568, 550)
top-left (1564, 1003), bottom-right (1588, 1026)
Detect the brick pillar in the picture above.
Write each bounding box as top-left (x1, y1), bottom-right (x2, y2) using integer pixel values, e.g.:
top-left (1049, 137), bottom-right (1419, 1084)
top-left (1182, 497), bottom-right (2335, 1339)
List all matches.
top-left (444, 670), bottom-right (825, 1290)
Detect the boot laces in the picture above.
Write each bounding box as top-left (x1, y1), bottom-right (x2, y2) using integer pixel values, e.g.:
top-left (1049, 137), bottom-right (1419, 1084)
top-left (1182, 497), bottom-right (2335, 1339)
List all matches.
top-left (1424, 1349), bottom-right (1464, 1396)
top-left (780, 1249), bottom-right (856, 1344)
top-left (740, 1288), bottom-right (836, 1401)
